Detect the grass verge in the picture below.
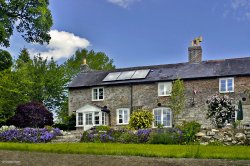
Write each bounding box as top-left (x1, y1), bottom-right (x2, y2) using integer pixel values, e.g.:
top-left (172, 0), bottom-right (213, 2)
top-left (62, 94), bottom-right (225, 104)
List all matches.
top-left (0, 142), bottom-right (249, 159)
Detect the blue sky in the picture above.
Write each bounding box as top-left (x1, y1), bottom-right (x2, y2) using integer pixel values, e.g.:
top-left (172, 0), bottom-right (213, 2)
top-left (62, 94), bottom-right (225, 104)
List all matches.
top-left (4, 0), bottom-right (250, 68)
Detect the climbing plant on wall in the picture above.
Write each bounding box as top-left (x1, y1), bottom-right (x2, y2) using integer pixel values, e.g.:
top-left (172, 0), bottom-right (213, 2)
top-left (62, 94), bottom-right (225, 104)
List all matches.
top-left (169, 79), bottom-right (185, 125)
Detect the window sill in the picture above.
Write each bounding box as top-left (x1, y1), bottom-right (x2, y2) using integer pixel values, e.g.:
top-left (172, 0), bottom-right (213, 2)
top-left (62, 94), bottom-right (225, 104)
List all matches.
top-left (219, 91), bottom-right (234, 94)
top-left (152, 126), bottom-right (172, 128)
top-left (92, 99), bottom-right (104, 101)
top-left (76, 125), bottom-right (84, 127)
top-left (116, 123), bottom-right (129, 125)
top-left (158, 95), bottom-right (171, 97)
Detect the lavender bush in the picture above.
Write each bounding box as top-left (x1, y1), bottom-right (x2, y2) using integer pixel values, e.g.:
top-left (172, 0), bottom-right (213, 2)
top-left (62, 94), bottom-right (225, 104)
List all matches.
top-left (81, 127), bottom-right (151, 144)
top-left (207, 94), bottom-right (236, 128)
top-left (0, 127), bottom-right (62, 143)
top-left (136, 129), bottom-right (152, 143)
top-left (149, 128), bottom-right (183, 144)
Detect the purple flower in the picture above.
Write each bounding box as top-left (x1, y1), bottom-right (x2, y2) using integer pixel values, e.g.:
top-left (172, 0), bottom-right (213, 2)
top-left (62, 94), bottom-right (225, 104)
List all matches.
top-left (0, 127), bottom-right (61, 143)
top-left (136, 129), bottom-right (151, 143)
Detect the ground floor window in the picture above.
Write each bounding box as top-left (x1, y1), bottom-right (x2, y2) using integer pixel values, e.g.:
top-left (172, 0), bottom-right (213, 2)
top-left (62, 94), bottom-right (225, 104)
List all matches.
top-left (85, 113), bottom-right (93, 125)
top-left (153, 107), bottom-right (172, 127)
top-left (117, 108), bottom-right (130, 125)
top-left (102, 112), bottom-right (107, 125)
top-left (78, 113), bottom-right (83, 126)
top-left (76, 111), bottom-right (108, 127)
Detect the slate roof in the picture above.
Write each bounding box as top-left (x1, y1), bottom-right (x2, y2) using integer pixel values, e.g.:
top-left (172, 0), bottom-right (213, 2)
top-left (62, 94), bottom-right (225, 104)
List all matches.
top-left (68, 57), bottom-right (250, 88)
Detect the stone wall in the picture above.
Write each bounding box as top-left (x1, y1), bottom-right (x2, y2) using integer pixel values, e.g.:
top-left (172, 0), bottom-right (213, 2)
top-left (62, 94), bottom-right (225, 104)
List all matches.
top-left (69, 76), bottom-right (250, 128)
top-left (196, 126), bottom-right (250, 145)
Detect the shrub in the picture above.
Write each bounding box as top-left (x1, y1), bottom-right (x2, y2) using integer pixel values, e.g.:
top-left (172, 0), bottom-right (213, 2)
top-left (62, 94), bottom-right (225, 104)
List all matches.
top-left (207, 94), bottom-right (236, 128)
top-left (81, 131), bottom-right (94, 142)
top-left (149, 128), bottom-right (182, 144)
top-left (44, 125), bottom-right (53, 132)
top-left (53, 123), bottom-right (68, 130)
top-left (136, 129), bottom-right (152, 143)
top-left (95, 126), bottom-right (111, 132)
top-left (7, 102), bottom-right (53, 128)
top-left (177, 121), bottom-right (201, 144)
top-left (118, 131), bottom-right (138, 143)
top-left (0, 125), bottom-right (16, 133)
top-left (0, 127), bottom-right (61, 143)
top-left (81, 127), bottom-right (119, 143)
top-left (81, 128), bottom-right (151, 144)
top-left (53, 114), bottom-right (76, 131)
top-left (129, 109), bottom-right (154, 129)
top-left (100, 133), bottom-right (114, 142)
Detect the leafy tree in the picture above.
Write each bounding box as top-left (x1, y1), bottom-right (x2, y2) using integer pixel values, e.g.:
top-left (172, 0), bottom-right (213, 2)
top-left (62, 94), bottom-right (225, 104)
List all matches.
top-left (0, 52), bottom-right (67, 125)
top-left (129, 109), bottom-right (154, 129)
top-left (0, 49), bottom-right (12, 71)
top-left (16, 48), bottom-right (31, 68)
top-left (169, 79), bottom-right (185, 124)
top-left (7, 101), bottom-right (53, 128)
top-left (0, 48), bottom-right (115, 125)
top-left (64, 49), bottom-right (116, 81)
top-left (0, 0), bottom-right (53, 47)
top-left (206, 94), bottom-right (236, 128)
top-left (24, 55), bottom-right (68, 112)
top-left (0, 69), bottom-right (31, 126)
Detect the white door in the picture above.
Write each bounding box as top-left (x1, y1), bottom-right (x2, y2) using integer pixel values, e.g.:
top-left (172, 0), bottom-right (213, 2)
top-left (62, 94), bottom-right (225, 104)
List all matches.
top-left (84, 112), bottom-right (93, 130)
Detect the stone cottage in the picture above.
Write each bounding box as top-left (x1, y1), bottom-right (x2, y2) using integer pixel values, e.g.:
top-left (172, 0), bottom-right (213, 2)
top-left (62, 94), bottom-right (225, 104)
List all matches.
top-left (68, 38), bottom-right (250, 130)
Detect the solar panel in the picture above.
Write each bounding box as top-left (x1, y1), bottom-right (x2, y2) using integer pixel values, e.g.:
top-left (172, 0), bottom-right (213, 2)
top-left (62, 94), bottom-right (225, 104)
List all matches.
top-left (102, 69), bottom-right (150, 82)
top-left (131, 69), bottom-right (150, 79)
top-left (103, 72), bottom-right (121, 81)
top-left (117, 71), bottom-right (135, 80)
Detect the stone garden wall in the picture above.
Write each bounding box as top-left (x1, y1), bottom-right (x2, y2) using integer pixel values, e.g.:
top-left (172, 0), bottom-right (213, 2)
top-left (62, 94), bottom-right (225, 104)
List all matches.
top-left (196, 126), bottom-right (250, 145)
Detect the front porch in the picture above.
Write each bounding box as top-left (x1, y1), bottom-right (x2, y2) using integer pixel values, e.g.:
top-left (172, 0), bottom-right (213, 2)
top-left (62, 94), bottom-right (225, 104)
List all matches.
top-left (75, 104), bottom-right (109, 130)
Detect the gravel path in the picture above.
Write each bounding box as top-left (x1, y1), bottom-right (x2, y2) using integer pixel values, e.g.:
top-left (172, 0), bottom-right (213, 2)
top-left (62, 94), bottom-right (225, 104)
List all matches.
top-left (0, 150), bottom-right (250, 166)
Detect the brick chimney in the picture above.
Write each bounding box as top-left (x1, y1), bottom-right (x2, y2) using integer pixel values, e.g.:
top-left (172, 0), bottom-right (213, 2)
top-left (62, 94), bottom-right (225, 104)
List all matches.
top-left (188, 36), bottom-right (203, 63)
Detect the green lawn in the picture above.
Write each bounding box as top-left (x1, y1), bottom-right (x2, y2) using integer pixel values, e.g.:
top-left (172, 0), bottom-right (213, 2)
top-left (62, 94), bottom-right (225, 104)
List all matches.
top-left (0, 142), bottom-right (249, 159)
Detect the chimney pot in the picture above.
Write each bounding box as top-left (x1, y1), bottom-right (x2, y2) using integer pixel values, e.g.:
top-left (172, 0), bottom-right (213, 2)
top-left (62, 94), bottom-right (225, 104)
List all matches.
top-left (188, 36), bottom-right (203, 63)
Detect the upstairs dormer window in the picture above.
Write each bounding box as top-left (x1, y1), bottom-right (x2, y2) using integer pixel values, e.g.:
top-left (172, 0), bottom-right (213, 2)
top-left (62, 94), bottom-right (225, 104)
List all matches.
top-left (158, 82), bottom-right (172, 96)
top-left (92, 87), bottom-right (104, 101)
top-left (219, 78), bottom-right (234, 93)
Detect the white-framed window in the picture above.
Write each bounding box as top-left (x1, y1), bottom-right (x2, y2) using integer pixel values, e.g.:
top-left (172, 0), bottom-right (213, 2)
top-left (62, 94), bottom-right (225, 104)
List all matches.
top-left (116, 108), bottom-right (130, 125)
top-left (102, 112), bottom-right (107, 125)
top-left (92, 87), bottom-right (104, 101)
top-left (158, 82), bottom-right (172, 96)
top-left (94, 112), bottom-right (100, 125)
top-left (85, 113), bottom-right (93, 125)
top-left (219, 77), bottom-right (234, 93)
top-left (76, 104), bottom-right (109, 130)
top-left (77, 113), bottom-right (83, 126)
top-left (153, 107), bottom-right (172, 127)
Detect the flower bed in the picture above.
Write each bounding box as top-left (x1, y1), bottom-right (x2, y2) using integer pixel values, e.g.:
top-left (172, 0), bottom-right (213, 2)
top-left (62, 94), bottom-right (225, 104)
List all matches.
top-left (81, 128), bottom-right (152, 144)
top-left (0, 126), bottom-right (62, 143)
top-left (81, 121), bottom-right (200, 144)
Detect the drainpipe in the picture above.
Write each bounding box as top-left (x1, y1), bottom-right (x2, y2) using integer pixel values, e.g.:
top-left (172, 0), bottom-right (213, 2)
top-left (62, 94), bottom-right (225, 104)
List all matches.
top-left (130, 83), bottom-right (133, 113)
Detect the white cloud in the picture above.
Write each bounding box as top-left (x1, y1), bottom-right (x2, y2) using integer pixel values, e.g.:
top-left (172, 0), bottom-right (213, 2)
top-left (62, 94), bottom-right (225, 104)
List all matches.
top-left (107, 0), bottom-right (140, 8)
top-left (30, 30), bottom-right (90, 60)
top-left (228, 0), bottom-right (250, 20)
top-left (231, 0), bottom-right (250, 9)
